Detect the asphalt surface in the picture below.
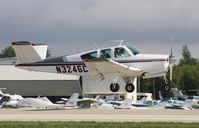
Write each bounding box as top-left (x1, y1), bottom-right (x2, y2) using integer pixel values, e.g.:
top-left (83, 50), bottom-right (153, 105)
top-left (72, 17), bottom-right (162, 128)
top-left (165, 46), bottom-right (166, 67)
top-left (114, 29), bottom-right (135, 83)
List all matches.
top-left (0, 109), bottom-right (199, 122)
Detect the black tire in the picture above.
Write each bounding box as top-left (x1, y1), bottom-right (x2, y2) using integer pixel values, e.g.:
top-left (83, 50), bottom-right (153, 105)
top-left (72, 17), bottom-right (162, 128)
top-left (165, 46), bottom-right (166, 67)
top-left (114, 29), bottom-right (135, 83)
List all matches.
top-left (164, 85), bottom-right (170, 91)
top-left (110, 83), bottom-right (120, 92)
top-left (125, 83), bottom-right (135, 93)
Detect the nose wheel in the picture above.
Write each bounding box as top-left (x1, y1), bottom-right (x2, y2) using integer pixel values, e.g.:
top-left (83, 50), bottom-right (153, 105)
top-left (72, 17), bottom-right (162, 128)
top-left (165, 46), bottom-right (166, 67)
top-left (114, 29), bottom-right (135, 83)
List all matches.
top-left (164, 85), bottom-right (171, 91)
top-left (110, 83), bottom-right (120, 92)
top-left (125, 83), bottom-right (135, 93)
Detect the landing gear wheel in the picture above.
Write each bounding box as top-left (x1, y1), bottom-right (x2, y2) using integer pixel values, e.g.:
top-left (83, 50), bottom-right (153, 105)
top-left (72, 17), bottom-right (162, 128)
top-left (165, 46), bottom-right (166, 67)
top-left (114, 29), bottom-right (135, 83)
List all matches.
top-left (164, 85), bottom-right (170, 91)
top-left (110, 83), bottom-right (120, 92)
top-left (125, 83), bottom-right (135, 93)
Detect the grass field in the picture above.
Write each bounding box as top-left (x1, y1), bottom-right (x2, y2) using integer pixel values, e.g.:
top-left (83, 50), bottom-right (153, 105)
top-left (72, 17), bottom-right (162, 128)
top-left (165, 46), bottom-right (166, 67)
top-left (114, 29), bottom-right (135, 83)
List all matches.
top-left (0, 122), bottom-right (198, 128)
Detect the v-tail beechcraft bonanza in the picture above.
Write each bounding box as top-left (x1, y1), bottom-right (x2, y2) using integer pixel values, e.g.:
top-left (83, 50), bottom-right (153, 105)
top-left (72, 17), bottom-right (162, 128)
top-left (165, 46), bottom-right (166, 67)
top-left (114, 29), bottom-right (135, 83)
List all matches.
top-left (12, 41), bottom-right (177, 98)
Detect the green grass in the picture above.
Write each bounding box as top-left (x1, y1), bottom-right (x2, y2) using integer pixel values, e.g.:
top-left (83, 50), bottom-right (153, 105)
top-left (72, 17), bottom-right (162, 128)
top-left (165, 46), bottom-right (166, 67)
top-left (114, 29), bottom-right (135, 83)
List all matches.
top-left (0, 122), bottom-right (198, 128)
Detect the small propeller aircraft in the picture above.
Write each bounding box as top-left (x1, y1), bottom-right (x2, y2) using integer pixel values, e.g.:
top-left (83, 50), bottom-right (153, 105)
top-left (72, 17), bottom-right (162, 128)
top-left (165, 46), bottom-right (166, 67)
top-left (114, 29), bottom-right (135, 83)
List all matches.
top-left (12, 41), bottom-right (177, 93)
top-left (0, 88), bottom-right (23, 108)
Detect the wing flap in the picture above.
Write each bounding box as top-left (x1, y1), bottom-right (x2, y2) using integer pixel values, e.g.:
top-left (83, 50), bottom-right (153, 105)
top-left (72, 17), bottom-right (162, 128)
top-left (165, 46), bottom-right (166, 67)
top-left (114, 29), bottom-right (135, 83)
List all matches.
top-left (84, 59), bottom-right (142, 80)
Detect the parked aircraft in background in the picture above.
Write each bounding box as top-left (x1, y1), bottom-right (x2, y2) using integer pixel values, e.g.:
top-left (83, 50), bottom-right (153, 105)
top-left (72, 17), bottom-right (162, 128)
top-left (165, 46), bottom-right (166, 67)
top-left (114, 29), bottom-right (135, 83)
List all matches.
top-left (0, 88), bottom-right (23, 108)
top-left (169, 88), bottom-right (199, 109)
top-left (97, 98), bottom-right (132, 109)
top-left (17, 93), bottom-right (79, 110)
top-left (12, 41), bottom-right (177, 93)
top-left (114, 99), bottom-right (132, 109)
top-left (56, 95), bottom-right (100, 108)
top-left (165, 99), bottom-right (192, 110)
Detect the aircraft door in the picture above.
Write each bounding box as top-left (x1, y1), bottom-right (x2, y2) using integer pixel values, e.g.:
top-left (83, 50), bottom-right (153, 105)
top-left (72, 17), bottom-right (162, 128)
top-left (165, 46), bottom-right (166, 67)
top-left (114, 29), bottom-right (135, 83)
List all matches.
top-left (100, 49), bottom-right (112, 59)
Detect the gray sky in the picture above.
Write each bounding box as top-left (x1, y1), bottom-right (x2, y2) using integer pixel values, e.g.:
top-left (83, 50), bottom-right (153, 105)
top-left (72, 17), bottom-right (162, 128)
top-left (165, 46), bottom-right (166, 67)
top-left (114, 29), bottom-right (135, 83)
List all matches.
top-left (0, 0), bottom-right (199, 59)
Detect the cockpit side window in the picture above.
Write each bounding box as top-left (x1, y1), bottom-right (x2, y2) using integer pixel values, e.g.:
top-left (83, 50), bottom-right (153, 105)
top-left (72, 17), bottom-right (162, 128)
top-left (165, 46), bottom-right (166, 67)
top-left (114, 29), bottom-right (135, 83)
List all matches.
top-left (81, 51), bottom-right (97, 60)
top-left (100, 49), bottom-right (111, 58)
top-left (114, 47), bottom-right (130, 58)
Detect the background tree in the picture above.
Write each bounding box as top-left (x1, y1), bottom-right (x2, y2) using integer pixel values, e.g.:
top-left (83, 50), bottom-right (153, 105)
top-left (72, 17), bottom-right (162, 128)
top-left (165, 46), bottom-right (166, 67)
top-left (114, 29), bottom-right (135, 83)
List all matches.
top-left (0, 46), bottom-right (16, 58)
top-left (0, 45), bottom-right (52, 58)
top-left (46, 49), bottom-right (52, 58)
top-left (172, 45), bottom-right (199, 95)
top-left (179, 45), bottom-right (197, 65)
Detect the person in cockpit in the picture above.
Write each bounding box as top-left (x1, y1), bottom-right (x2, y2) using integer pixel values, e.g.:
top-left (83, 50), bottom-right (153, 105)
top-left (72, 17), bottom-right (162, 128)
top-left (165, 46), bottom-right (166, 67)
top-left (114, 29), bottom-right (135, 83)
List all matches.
top-left (114, 48), bottom-right (125, 58)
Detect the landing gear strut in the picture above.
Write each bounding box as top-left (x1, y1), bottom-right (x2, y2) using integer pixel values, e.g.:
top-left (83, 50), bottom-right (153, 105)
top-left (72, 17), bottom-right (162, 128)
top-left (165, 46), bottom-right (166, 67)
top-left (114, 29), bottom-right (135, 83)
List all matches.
top-left (163, 75), bottom-right (172, 92)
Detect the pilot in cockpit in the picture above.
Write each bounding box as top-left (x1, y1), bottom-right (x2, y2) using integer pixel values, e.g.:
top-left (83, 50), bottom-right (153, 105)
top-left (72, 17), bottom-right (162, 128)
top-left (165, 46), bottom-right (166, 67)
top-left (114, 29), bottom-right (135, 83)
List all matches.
top-left (114, 48), bottom-right (125, 58)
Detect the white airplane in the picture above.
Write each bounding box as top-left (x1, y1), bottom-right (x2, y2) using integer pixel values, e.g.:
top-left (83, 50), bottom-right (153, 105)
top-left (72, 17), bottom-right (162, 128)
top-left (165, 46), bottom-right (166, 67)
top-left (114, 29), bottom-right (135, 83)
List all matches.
top-left (57, 95), bottom-right (100, 108)
top-left (12, 41), bottom-right (177, 93)
top-left (165, 99), bottom-right (192, 110)
top-left (96, 99), bottom-right (123, 109)
top-left (17, 93), bottom-right (79, 110)
top-left (114, 99), bottom-right (132, 109)
top-left (0, 88), bottom-right (23, 108)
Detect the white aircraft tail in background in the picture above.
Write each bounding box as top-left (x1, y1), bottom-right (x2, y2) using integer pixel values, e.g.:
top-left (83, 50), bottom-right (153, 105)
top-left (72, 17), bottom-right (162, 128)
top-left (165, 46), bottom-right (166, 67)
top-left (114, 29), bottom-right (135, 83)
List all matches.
top-left (12, 41), bottom-right (48, 63)
top-left (63, 93), bottom-right (79, 107)
top-left (170, 88), bottom-right (184, 100)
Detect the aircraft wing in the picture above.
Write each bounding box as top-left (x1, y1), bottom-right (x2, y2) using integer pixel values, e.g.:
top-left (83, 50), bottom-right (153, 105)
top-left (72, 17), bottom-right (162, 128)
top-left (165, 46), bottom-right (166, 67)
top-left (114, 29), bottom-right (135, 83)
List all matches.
top-left (77, 98), bottom-right (98, 108)
top-left (84, 59), bottom-right (142, 80)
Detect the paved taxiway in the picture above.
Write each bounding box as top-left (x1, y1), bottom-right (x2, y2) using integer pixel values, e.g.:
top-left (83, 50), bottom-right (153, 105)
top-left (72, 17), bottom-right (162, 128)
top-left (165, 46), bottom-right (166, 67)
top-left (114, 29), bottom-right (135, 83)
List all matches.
top-left (0, 109), bottom-right (199, 122)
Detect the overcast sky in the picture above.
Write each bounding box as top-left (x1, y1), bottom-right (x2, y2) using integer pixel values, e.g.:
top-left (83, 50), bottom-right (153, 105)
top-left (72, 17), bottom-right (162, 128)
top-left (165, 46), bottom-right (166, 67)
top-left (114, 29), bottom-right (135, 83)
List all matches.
top-left (0, 0), bottom-right (199, 59)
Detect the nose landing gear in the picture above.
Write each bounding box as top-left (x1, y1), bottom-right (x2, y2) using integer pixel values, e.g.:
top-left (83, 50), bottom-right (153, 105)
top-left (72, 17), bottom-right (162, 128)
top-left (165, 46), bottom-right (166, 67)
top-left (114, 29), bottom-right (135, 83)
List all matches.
top-left (163, 76), bottom-right (171, 91)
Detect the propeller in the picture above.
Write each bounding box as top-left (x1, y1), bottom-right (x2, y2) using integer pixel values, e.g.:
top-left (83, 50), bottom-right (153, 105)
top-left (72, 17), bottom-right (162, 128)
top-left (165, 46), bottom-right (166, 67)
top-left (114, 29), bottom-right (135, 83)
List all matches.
top-left (169, 61), bottom-right (173, 81)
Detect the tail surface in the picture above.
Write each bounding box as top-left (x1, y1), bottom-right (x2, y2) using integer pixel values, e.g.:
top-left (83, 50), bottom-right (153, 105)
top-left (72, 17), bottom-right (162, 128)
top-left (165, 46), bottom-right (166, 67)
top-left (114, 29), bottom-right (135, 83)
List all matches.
top-left (170, 88), bottom-right (184, 100)
top-left (65, 93), bottom-right (79, 107)
top-left (12, 41), bottom-right (47, 63)
top-left (0, 88), bottom-right (7, 97)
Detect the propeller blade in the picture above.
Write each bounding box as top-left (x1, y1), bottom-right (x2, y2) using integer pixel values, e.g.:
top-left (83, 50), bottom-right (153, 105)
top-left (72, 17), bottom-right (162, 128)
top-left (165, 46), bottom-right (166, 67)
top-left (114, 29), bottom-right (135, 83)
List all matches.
top-left (169, 63), bottom-right (173, 81)
top-left (170, 48), bottom-right (173, 57)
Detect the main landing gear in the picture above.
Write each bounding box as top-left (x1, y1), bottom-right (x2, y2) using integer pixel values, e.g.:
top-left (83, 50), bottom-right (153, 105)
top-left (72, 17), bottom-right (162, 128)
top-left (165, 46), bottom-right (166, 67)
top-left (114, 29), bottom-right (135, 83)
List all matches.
top-left (125, 83), bottom-right (135, 93)
top-left (110, 83), bottom-right (120, 92)
top-left (109, 82), bottom-right (135, 93)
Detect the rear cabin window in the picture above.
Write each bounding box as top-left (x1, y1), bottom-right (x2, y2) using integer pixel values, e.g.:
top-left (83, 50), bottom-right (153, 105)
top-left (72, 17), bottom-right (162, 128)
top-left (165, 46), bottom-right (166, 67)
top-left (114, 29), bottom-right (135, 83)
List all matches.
top-left (114, 47), bottom-right (131, 58)
top-left (81, 51), bottom-right (97, 60)
top-left (100, 49), bottom-right (111, 58)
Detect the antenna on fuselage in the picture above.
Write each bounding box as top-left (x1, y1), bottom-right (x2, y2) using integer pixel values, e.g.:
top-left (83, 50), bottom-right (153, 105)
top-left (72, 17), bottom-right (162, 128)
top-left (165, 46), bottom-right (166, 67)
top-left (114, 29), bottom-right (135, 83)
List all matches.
top-left (91, 40), bottom-right (100, 49)
top-left (112, 40), bottom-right (124, 46)
top-left (119, 40), bottom-right (123, 46)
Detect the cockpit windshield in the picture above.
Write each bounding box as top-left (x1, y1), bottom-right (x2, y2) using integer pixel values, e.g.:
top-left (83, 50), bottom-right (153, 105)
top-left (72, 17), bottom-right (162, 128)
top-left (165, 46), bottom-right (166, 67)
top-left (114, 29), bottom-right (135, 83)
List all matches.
top-left (127, 46), bottom-right (140, 55)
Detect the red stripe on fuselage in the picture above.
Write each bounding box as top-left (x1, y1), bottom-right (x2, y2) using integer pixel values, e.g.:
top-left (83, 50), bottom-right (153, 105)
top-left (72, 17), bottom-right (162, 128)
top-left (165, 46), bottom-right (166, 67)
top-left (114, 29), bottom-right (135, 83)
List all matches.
top-left (16, 59), bottom-right (168, 67)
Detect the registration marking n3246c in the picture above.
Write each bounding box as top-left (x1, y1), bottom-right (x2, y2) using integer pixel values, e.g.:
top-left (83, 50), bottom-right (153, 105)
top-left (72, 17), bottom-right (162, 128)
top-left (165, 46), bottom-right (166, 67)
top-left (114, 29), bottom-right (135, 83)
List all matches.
top-left (56, 65), bottom-right (88, 73)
